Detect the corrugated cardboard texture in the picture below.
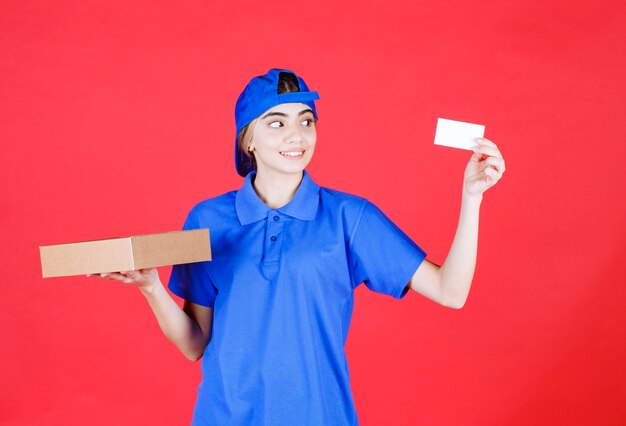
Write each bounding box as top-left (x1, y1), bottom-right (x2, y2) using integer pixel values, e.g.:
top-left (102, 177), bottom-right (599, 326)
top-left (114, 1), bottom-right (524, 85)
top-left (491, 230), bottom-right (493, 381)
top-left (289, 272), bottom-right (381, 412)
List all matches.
top-left (40, 229), bottom-right (211, 278)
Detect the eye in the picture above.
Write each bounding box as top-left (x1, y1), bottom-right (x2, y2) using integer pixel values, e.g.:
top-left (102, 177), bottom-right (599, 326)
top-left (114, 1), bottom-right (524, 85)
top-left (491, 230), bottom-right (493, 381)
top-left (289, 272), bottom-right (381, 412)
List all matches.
top-left (301, 118), bottom-right (315, 126)
top-left (268, 121), bottom-right (283, 128)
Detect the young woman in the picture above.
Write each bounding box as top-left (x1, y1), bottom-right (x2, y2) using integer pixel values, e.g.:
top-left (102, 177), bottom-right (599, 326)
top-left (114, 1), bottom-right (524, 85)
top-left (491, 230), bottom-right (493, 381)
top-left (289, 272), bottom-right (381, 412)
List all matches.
top-left (90, 68), bottom-right (505, 425)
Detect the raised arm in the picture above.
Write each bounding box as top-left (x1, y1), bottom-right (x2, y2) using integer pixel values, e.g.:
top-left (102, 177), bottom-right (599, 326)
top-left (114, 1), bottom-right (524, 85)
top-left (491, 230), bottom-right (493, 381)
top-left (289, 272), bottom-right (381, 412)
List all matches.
top-left (88, 268), bottom-right (213, 361)
top-left (408, 137), bottom-right (505, 308)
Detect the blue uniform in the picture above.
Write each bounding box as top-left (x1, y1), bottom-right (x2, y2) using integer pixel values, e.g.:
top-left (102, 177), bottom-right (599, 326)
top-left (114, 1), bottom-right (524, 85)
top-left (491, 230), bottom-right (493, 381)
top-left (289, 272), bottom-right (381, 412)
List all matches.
top-left (168, 170), bottom-right (426, 425)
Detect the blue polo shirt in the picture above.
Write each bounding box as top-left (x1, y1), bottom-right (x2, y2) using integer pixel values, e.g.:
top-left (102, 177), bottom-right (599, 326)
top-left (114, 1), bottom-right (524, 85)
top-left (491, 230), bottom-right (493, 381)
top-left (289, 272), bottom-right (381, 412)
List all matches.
top-left (168, 170), bottom-right (426, 425)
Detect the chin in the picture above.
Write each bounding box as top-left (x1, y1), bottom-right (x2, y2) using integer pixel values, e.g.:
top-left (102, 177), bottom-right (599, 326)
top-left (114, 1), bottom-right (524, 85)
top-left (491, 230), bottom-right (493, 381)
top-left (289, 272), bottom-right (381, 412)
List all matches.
top-left (255, 150), bottom-right (315, 176)
top-left (260, 161), bottom-right (311, 177)
top-left (280, 164), bottom-right (309, 175)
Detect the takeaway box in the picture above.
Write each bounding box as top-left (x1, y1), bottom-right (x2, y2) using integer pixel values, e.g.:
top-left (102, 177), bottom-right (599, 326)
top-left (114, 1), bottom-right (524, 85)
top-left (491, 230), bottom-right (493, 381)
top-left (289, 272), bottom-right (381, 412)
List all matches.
top-left (39, 229), bottom-right (211, 278)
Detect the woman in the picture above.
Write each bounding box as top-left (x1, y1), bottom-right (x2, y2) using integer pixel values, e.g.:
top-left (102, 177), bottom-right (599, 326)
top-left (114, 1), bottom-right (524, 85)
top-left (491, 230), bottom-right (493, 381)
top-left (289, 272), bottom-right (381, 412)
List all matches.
top-left (91, 68), bottom-right (505, 425)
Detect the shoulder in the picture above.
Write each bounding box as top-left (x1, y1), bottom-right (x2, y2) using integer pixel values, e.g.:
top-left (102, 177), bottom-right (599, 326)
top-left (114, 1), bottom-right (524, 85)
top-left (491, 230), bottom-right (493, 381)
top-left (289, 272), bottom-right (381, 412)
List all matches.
top-left (184, 190), bottom-right (238, 226)
top-left (191, 190), bottom-right (237, 213)
top-left (316, 186), bottom-right (375, 234)
top-left (319, 186), bottom-right (368, 212)
top-left (316, 185), bottom-right (404, 238)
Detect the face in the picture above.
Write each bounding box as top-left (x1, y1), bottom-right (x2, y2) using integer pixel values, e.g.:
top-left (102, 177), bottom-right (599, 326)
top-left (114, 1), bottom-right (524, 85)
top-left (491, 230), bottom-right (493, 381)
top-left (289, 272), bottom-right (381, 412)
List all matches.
top-left (248, 103), bottom-right (317, 178)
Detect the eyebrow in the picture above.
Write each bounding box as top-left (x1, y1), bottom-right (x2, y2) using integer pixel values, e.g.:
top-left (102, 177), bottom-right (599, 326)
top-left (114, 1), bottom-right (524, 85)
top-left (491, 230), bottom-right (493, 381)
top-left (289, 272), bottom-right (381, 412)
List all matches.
top-left (261, 108), bottom-right (314, 120)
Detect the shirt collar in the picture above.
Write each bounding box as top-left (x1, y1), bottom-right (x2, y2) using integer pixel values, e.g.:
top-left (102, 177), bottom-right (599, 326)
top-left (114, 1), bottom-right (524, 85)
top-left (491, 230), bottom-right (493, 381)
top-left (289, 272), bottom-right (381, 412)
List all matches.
top-left (235, 170), bottom-right (320, 225)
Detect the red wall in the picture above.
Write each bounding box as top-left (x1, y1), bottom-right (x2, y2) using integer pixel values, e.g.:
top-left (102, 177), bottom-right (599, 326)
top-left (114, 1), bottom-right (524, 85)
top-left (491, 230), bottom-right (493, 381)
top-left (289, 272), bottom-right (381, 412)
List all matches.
top-left (2, 1), bottom-right (625, 424)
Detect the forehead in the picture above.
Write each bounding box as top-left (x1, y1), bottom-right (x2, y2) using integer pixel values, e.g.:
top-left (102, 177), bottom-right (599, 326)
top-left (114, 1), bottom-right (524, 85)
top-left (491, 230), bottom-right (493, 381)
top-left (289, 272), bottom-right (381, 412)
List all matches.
top-left (261, 103), bottom-right (312, 117)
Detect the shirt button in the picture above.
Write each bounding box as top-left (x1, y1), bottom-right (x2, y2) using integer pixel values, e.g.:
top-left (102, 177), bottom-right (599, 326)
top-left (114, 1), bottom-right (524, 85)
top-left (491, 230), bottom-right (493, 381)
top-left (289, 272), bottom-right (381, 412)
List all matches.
top-left (273, 216), bottom-right (280, 222)
top-left (270, 236), bottom-right (277, 242)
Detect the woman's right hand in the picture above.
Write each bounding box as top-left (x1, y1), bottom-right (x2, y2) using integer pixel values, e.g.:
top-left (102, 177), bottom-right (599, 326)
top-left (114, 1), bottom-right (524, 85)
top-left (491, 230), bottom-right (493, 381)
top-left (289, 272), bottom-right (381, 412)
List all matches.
top-left (87, 266), bottom-right (211, 360)
top-left (86, 268), bottom-right (160, 292)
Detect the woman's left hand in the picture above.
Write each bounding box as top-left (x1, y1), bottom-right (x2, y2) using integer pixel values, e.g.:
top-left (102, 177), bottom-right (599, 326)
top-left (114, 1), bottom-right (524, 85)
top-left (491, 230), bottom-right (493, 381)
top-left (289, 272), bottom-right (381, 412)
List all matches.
top-left (463, 137), bottom-right (506, 197)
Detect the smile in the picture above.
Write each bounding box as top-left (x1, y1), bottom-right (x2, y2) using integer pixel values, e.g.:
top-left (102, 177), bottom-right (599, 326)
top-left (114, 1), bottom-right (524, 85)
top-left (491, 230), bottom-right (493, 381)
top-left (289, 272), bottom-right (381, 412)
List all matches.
top-left (280, 151), bottom-right (305, 159)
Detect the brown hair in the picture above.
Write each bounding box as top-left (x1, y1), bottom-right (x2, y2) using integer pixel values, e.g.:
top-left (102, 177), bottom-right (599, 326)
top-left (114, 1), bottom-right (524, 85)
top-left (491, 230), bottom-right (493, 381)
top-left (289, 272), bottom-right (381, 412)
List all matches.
top-left (237, 72), bottom-right (302, 168)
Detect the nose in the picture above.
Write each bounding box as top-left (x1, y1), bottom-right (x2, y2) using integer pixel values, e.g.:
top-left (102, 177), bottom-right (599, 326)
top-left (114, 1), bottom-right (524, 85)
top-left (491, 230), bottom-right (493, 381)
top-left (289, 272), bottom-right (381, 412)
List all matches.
top-left (285, 122), bottom-right (303, 144)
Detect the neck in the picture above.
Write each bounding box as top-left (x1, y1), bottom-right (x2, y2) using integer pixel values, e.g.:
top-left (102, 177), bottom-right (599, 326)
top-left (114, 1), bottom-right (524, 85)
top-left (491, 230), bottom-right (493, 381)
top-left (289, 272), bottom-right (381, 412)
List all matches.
top-left (253, 170), bottom-right (304, 209)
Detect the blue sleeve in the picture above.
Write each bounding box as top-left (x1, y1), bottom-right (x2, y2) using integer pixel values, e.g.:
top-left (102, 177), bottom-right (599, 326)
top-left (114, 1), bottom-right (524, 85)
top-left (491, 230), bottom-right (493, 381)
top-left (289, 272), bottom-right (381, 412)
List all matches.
top-left (349, 200), bottom-right (427, 299)
top-left (167, 207), bottom-right (217, 308)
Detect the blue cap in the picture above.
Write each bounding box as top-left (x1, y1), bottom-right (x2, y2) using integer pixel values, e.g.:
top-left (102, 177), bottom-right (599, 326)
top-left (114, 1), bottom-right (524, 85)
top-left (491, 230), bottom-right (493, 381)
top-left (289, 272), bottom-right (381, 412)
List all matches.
top-left (234, 68), bottom-right (320, 177)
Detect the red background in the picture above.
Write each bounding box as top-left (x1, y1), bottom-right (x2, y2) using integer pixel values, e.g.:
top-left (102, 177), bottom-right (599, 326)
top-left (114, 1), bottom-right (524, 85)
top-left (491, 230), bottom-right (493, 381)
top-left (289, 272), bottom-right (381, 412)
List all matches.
top-left (2, 1), bottom-right (625, 425)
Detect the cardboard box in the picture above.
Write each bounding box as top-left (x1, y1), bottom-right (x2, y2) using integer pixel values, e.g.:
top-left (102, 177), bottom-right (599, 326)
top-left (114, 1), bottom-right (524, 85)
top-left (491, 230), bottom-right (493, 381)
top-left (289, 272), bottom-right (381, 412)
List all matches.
top-left (39, 229), bottom-right (211, 278)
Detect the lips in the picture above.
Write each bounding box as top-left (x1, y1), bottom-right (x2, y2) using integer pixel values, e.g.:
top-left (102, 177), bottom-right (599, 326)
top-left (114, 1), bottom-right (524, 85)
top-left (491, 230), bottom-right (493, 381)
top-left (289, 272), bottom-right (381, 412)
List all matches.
top-left (280, 150), bottom-right (305, 159)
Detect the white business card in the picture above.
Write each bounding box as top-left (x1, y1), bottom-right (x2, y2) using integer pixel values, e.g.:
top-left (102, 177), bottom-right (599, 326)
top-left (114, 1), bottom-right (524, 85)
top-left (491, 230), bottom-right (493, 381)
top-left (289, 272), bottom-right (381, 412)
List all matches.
top-left (434, 118), bottom-right (485, 151)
